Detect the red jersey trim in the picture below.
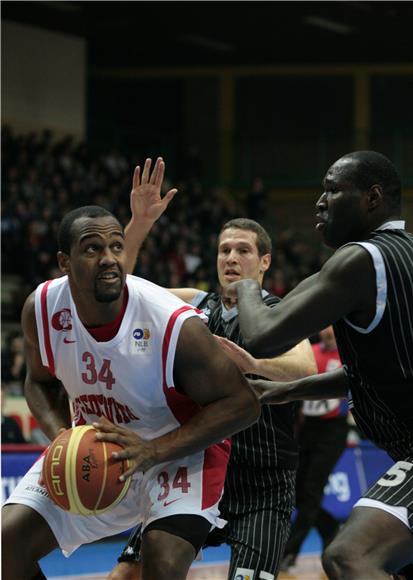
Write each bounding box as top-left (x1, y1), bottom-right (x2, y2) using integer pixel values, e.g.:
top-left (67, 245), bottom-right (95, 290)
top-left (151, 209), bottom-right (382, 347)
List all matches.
top-left (161, 305), bottom-right (231, 509)
top-left (202, 439), bottom-right (231, 509)
top-left (40, 280), bottom-right (55, 376)
top-left (162, 306), bottom-right (200, 424)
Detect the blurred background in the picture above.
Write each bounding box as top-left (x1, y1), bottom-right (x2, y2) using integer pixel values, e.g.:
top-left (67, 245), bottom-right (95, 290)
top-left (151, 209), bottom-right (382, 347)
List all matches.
top-left (1, 2), bottom-right (413, 577)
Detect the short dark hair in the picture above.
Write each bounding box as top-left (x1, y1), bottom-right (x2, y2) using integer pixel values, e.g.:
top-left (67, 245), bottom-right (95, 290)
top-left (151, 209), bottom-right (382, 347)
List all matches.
top-left (219, 218), bottom-right (272, 256)
top-left (342, 151), bottom-right (402, 212)
top-left (58, 205), bottom-right (118, 254)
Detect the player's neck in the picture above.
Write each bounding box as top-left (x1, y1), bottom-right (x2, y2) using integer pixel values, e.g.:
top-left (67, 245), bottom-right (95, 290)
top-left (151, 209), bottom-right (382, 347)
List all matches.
top-left (75, 288), bottom-right (127, 327)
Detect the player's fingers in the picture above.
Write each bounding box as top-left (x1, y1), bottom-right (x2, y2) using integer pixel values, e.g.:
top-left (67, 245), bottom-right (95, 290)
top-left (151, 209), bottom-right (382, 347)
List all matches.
top-left (151, 157), bottom-right (164, 185)
top-left (219, 339), bottom-right (240, 353)
top-left (93, 416), bottom-right (118, 431)
top-left (132, 165), bottom-right (141, 190)
top-left (95, 431), bottom-right (124, 445)
top-left (119, 464), bottom-right (137, 481)
top-left (163, 189), bottom-right (178, 206)
top-left (141, 158), bottom-right (152, 184)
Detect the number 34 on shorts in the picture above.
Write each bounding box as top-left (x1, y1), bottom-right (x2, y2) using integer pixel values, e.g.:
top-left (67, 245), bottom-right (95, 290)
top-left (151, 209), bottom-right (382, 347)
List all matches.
top-left (148, 454), bottom-right (209, 514)
top-left (144, 451), bottom-right (226, 521)
top-left (157, 466), bottom-right (191, 506)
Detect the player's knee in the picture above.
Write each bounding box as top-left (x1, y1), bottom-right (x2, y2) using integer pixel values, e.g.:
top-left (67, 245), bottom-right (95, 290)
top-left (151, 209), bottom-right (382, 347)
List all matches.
top-left (322, 539), bottom-right (356, 578)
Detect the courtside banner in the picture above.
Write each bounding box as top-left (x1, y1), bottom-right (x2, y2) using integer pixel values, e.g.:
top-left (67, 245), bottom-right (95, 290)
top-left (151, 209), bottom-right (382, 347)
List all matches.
top-left (2, 442), bottom-right (393, 520)
top-left (1, 444), bottom-right (45, 503)
top-left (322, 441), bottom-right (393, 520)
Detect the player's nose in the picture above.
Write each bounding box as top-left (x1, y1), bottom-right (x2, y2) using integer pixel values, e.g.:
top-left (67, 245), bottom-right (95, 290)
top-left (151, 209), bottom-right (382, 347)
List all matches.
top-left (99, 247), bottom-right (117, 266)
top-left (316, 192), bottom-right (328, 211)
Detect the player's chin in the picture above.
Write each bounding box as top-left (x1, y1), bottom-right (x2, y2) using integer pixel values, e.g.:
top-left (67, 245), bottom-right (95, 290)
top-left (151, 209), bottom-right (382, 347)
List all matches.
top-left (95, 283), bottom-right (123, 303)
top-left (223, 274), bottom-right (241, 284)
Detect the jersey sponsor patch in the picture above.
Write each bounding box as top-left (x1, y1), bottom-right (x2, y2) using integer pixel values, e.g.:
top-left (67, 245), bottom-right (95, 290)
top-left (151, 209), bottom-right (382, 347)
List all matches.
top-left (132, 323), bottom-right (152, 354)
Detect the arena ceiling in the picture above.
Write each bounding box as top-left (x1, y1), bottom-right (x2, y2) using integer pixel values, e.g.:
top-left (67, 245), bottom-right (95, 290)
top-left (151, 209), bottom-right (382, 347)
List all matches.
top-left (2, 1), bottom-right (413, 68)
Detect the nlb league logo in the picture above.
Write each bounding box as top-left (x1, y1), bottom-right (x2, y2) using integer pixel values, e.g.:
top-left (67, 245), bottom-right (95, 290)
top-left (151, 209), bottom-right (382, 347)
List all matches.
top-left (132, 325), bottom-right (152, 354)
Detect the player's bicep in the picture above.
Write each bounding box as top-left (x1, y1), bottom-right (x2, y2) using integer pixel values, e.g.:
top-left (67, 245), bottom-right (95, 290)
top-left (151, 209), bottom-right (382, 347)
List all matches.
top-left (173, 317), bottom-right (250, 406)
top-left (282, 246), bottom-right (372, 329)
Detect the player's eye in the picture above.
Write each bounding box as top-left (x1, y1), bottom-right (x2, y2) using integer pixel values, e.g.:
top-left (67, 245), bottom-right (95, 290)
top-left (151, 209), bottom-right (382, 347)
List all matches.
top-left (85, 244), bottom-right (99, 254)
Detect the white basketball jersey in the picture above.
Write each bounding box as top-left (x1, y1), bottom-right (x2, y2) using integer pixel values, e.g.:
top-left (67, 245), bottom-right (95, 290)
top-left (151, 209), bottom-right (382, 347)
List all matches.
top-left (34, 275), bottom-right (207, 440)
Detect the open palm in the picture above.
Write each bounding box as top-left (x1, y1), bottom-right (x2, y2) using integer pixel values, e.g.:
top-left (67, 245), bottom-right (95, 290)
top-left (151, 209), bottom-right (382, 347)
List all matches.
top-left (130, 157), bottom-right (177, 223)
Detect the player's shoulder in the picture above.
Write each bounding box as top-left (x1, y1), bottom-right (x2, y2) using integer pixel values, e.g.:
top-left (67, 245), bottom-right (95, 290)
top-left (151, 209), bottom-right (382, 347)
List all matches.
top-left (195, 290), bottom-right (221, 311)
top-left (22, 289), bottom-right (36, 316)
top-left (127, 275), bottom-right (194, 313)
top-left (321, 243), bottom-right (372, 281)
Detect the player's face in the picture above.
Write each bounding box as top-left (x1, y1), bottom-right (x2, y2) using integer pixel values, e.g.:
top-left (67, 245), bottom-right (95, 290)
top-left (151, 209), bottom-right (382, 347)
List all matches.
top-left (316, 158), bottom-right (370, 249)
top-left (62, 216), bottom-right (127, 303)
top-left (217, 228), bottom-right (271, 288)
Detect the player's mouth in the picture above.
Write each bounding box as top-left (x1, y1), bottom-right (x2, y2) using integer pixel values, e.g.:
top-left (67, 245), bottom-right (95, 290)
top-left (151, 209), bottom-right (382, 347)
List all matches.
top-left (96, 270), bottom-right (121, 284)
top-left (224, 269), bottom-right (241, 280)
top-left (315, 213), bottom-right (328, 231)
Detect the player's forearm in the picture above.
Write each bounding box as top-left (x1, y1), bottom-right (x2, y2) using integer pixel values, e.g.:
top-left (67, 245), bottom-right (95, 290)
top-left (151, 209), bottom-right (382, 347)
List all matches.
top-left (24, 379), bottom-right (72, 440)
top-left (124, 216), bottom-right (156, 274)
top-left (252, 342), bottom-right (317, 381)
top-left (254, 368), bottom-right (348, 404)
top-left (150, 390), bottom-right (260, 466)
top-left (236, 280), bottom-right (297, 357)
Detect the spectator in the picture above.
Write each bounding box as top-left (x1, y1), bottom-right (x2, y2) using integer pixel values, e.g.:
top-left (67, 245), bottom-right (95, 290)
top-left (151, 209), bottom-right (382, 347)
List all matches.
top-left (1, 387), bottom-right (26, 444)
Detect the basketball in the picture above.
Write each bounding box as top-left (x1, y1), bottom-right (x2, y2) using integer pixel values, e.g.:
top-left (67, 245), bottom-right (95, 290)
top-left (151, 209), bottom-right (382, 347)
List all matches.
top-left (42, 425), bottom-right (131, 516)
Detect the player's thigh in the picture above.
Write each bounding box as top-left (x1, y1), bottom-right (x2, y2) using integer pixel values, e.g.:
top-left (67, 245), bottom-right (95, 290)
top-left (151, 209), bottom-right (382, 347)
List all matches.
top-left (2, 503), bottom-right (58, 561)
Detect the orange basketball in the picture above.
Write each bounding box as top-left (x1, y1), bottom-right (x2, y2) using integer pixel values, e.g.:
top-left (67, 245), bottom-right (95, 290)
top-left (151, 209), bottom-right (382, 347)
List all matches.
top-left (42, 425), bottom-right (131, 515)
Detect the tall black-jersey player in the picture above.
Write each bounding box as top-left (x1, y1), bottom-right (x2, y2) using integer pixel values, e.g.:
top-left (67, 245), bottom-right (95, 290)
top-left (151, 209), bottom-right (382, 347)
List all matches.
top-left (230, 151), bottom-right (413, 578)
top-left (110, 217), bottom-right (317, 580)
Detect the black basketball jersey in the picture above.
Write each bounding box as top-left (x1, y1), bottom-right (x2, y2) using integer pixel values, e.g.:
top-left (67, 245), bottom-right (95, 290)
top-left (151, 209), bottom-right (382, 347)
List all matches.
top-left (195, 291), bottom-right (298, 470)
top-left (333, 226), bottom-right (413, 460)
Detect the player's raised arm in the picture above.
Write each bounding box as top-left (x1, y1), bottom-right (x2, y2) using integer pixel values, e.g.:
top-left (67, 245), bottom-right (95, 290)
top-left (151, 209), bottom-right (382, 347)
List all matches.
top-left (124, 157), bottom-right (177, 274)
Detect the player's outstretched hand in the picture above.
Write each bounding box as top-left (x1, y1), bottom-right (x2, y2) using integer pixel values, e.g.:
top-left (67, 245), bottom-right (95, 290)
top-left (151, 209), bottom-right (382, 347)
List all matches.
top-left (248, 379), bottom-right (292, 405)
top-left (130, 157), bottom-right (177, 224)
top-left (215, 335), bottom-right (256, 374)
top-left (93, 417), bottom-right (156, 479)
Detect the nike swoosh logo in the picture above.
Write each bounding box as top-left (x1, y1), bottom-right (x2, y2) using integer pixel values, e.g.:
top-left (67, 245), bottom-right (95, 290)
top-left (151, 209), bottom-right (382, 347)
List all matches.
top-left (63, 337), bottom-right (76, 344)
top-left (163, 498), bottom-right (182, 507)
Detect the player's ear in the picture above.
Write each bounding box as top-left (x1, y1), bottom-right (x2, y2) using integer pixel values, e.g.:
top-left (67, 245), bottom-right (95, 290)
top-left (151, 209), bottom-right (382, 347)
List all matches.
top-left (260, 253), bottom-right (271, 273)
top-left (57, 251), bottom-right (70, 274)
top-left (368, 184), bottom-right (383, 211)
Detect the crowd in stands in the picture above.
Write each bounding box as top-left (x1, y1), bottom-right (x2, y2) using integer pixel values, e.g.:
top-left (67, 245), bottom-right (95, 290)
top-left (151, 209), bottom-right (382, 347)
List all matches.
top-left (2, 125), bottom-right (332, 401)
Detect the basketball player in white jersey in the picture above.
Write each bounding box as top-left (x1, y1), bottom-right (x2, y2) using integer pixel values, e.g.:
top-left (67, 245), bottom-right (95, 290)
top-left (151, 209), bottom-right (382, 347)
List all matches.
top-left (2, 160), bottom-right (260, 580)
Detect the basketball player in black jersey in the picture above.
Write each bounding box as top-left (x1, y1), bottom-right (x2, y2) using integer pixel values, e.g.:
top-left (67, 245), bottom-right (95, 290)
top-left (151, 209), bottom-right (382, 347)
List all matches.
top-left (108, 161), bottom-right (316, 580)
top-left (224, 151), bottom-right (413, 578)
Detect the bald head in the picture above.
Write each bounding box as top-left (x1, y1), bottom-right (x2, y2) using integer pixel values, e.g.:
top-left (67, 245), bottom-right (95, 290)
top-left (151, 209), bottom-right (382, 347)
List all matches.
top-left (333, 151), bottom-right (401, 214)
